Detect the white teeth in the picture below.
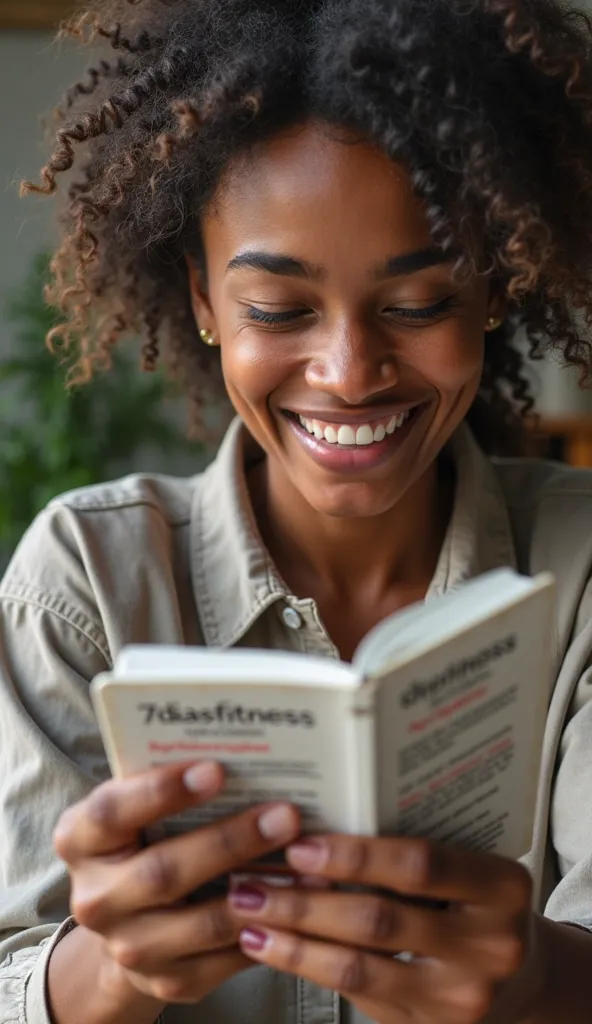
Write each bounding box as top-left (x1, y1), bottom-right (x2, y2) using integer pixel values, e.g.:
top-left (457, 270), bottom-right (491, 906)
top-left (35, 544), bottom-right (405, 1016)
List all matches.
top-left (297, 410), bottom-right (412, 446)
top-left (337, 425), bottom-right (356, 445)
top-left (299, 416), bottom-right (317, 437)
top-left (356, 425), bottom-right (374, 446)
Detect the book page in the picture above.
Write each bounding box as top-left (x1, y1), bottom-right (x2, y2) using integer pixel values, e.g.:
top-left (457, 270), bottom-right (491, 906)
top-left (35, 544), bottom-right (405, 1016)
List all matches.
top-left (373, 581), bottom-right (554, 860)
top-left (354, 568), bottom-right (535, 676)
top-left (113, 646), bottom-right (357, 688)
top-left (92, 678), bottom-right (376, 845)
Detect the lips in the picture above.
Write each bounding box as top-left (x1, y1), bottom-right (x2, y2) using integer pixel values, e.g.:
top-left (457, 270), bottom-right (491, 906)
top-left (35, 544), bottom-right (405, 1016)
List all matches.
top-left (281, 403), bottom-right (423, 475)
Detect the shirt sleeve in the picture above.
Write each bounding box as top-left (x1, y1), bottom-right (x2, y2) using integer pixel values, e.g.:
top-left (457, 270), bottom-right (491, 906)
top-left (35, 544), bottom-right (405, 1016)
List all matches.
top-left (0, 510), bottom-right (112, 1024)
top-left (545, 669), bottom-right (592, 929)
top-left (545, 567), bottom-right (592, 929)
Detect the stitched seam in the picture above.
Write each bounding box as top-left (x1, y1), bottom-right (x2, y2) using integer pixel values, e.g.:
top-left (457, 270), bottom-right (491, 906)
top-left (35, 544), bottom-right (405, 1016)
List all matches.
top-left (298, 975), bottom-right (305, 1024)
top-left (48, 495), bottom-right (191, 527)
top-left (0, 959), bottom-right (28, 1024)
top-left (193, 488), bottom-right (220, 645)
top-left (20, 967), bottom-right (29, 1024)
top-left (0, 585), bottom-right (110, 663)
top-left (222, 592), bottom-right (284, 649)
top-left (193, 475), bottom-right (286, 647)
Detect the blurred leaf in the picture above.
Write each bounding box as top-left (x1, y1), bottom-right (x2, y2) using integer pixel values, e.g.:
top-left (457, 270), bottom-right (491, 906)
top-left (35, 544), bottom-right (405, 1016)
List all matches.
top-left (0, 251), bottom-right (201, 569)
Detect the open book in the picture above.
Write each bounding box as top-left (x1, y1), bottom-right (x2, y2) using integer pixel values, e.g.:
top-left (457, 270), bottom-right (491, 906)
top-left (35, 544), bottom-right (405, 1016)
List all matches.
top-left (91, 568), bottom-right (555, 862)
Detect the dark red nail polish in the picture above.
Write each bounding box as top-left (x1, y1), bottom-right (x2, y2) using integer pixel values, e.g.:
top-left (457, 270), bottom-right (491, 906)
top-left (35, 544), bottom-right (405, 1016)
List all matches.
top-left (240, 927), bottom-right (269, 952)
top-left (230, 885), bottom-right (266, 911)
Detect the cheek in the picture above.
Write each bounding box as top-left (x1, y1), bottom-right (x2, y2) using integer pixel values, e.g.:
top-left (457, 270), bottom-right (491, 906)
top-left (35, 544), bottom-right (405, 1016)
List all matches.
top-left (412, 329), bottom-right (484, 395)
top-left (220, 331), bottom-right (292, 406)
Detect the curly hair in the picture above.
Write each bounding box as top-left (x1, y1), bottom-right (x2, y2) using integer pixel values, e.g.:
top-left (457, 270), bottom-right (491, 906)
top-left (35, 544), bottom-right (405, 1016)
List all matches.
top-left (21, 0), bottom-right (592, 452)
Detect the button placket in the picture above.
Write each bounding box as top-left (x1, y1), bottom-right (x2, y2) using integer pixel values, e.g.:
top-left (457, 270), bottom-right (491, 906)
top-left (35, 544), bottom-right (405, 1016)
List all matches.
top-left (278, 599), bottom-right (339, 658)
top-left (299, 978), bottom-right (341, 1023)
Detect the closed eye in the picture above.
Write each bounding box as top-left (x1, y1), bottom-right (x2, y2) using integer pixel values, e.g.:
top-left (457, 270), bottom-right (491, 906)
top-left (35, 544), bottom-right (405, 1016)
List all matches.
top-left (384, 296), bottom-right (456, 322)
top-left (243, 306), bottom-right (310, 326)
top-left (242, 296), bottom-right (456, 328)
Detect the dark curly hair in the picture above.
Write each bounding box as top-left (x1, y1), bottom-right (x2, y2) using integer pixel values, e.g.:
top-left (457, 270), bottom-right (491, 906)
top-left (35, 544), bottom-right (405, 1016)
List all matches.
top-left (21, 0), bottom-right (592, 452)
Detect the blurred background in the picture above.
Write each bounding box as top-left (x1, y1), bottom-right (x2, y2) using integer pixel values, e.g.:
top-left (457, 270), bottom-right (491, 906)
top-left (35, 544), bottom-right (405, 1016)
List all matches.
top-left (0, 0), bottom-right (209, 571)
top-left (2, 0), bottom-right (592, 571)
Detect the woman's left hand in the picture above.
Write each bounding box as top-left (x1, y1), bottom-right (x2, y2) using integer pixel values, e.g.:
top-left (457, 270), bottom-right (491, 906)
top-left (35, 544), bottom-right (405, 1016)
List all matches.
top-left (228, 834), bottom-right (544, 1023)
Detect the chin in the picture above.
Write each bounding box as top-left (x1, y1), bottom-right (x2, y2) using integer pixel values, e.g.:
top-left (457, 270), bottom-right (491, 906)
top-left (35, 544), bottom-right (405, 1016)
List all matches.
top-left (302, 481), bottom-right (405, 519)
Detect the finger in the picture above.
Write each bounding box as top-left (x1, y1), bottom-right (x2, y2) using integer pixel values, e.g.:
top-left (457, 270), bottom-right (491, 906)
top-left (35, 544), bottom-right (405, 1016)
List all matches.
top-left (105, 898), bottom-right (241, 971)
top-left (71, 801), bottom-right (300, 929)
top-left (53, 761), bottom-right (225, 860)
top-left (229, 884), bottom-right (528, 978)
top-left (285, 836), bottom-right (532, 909)
top-left (351, 972), bottom-right (497, 1024)
top-left (238, 927), bottom-right (415, 1008)
top-left (230, 884), bottom-right (451, 958)
top-left (128, 948), bottom-right (250, 1005)
top-left (239, 929), bottom-right (497, 1024)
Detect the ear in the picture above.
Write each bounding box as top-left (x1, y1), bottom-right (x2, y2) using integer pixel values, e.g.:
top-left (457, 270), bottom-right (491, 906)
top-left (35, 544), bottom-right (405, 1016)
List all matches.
top-left (185, 253), bottom-right (217, 335)
top-left (486, 281), bottom-right (508, 326)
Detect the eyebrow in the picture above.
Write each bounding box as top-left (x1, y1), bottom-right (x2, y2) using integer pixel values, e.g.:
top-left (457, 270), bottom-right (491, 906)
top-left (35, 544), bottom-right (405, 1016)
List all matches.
top-left (226, 251), bottom-right (325, 281)
top-left (226, 245), bottom-right (452, 281)
top-left (372, 247), bottom-right (453, 279)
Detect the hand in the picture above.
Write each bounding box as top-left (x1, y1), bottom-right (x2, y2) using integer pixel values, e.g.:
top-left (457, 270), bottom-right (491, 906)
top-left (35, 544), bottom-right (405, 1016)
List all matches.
top-left (228, 833), bottom-right (542, 1023)
top-left (53, 760), bottom-right (300, 1006)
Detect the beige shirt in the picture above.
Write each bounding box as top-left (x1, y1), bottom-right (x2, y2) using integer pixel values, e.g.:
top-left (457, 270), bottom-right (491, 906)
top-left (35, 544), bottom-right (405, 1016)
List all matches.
top-left (2, 417), bottom-right (592, 1024)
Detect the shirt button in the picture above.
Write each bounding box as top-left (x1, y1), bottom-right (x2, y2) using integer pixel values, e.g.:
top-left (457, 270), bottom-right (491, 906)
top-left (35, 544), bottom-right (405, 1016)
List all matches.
top-left (282, 607), bottom-right (303, 630)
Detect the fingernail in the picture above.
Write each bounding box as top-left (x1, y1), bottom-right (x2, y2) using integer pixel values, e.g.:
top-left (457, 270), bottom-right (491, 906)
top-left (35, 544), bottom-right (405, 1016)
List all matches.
top-left (257, 804), bottom-right (296, 841)
top-left (286, 838), bottom-right (328, 873)
top-left (229, 885), bottom-right (266, 912)
top-left (183, 762), bottom-right (220, 794)
top-left (240, 927), bottom-right (269, 953)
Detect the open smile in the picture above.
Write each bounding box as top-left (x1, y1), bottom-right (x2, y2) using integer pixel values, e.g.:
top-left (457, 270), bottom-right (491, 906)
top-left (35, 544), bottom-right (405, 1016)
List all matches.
top-left (281, 405), bottom-right (425, 474)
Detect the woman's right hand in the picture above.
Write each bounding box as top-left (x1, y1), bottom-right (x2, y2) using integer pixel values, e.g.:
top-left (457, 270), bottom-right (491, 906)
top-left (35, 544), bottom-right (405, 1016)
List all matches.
top-left (52, 760), bottom-right (301, 1006)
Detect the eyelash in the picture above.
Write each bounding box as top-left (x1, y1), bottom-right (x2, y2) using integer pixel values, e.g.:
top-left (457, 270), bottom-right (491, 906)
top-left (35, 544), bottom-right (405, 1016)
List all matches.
top-left (244, 296), bottom-right (455, 327)
top-left (386, 296), bottom-right (456, 321)
top-left (245, 307), bottom-right (308, 325)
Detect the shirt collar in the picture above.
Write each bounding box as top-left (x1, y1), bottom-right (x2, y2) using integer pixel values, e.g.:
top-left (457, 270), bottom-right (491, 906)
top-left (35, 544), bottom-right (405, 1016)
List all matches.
top-left (191, 418), bottom-right (289, 647)
top-left (427, 422), bottom-right (517, 599)
top-left (191, 417), bottom-right (517, 647)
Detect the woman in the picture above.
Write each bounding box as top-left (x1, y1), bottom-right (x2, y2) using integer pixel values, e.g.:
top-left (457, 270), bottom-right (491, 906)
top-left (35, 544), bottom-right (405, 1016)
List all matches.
top-left (3, 0), bottom-right (592, 1021)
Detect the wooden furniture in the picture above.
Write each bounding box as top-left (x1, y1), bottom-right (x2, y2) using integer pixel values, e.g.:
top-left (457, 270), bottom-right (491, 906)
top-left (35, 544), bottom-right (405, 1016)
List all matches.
top-left (0, 1), bottom-right (74, 30)
top-left (532, 416), bottom-right (592, 467)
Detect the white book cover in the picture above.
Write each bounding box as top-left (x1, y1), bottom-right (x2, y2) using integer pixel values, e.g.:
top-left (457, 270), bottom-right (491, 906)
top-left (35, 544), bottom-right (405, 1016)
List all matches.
top-left (90, 568), bottom-right (555, 862)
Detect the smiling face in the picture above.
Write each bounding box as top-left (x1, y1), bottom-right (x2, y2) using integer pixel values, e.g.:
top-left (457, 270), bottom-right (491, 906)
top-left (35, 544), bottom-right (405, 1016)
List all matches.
top-left (189, 121), bottom-right (497, 519)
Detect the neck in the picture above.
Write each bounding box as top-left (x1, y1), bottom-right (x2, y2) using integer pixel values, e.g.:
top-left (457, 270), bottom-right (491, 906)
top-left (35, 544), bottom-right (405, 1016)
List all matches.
top-left (249, 455), bottom-right (453, 606)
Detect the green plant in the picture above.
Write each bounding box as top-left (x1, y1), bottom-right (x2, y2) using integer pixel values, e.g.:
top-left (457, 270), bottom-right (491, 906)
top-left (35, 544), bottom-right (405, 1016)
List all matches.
top-left (0, 252), bottom-right (199, 567)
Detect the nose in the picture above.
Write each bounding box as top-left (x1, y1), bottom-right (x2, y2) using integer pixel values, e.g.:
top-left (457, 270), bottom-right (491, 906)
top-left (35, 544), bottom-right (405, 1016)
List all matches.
top-left (304, 319), bottom-right (399, 405)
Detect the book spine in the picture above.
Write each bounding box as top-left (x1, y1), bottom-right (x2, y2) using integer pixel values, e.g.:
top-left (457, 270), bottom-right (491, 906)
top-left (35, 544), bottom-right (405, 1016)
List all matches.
top-left (90, 678), bottom-right (126, 778)
top-left (348, 683), bottom-right (378, 835)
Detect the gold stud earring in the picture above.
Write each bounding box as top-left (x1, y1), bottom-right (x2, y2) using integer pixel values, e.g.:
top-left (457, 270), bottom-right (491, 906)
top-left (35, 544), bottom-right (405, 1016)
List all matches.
top-left (485, 316), bottom-right (503, 332)
top-left (200, 328), bottom-right (217, 347)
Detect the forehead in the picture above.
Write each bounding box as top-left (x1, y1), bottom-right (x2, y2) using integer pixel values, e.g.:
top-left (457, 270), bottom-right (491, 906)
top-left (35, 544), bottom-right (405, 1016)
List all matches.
top-left (203, 121), bottom-right (434, 258)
